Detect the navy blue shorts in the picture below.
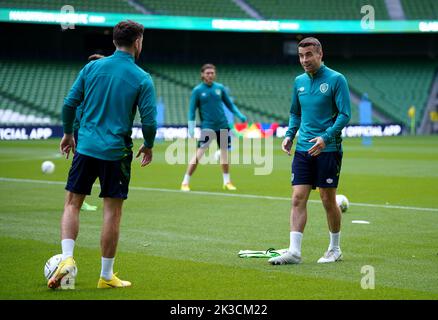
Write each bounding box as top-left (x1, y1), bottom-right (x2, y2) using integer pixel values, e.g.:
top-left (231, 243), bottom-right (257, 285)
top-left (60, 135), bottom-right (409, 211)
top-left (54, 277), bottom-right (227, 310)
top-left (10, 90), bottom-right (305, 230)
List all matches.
top-left (291, 151), bottom-right (343, 189)
top-left (65, 152), bottom-right (133, 199)
top-left (198, 128), bottom-right (231, 150)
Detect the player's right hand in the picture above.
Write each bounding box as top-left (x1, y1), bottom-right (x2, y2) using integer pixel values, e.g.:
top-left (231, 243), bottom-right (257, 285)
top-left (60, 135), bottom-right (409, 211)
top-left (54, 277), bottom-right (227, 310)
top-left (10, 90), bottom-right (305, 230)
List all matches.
top-left (136, 144), bottom-right (153, 167)
top-left (60, 134), bottom-right (76, 159)
top-left (281, 137), bottom-right (292, 156)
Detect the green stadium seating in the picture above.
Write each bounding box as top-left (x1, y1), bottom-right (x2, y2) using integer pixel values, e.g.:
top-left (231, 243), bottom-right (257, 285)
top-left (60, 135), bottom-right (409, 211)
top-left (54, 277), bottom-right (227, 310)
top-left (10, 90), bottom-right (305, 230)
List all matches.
top-left (0, 59), bottom-right (83, 124)
top-left (2, 0), bottom-right (436, 20)
top-left (145, 63), bottom-right (299, 124)
top-left (400, 0), bottom-right (438, 20)
top-left (136, 0), bottom-right (249, 18)
top-left (0, 0), bottom-right (138, 13)
top-left (330, 59), bottom-right (437, 128)
top-left (246, 0), bottom-right (389, 20)
top-left (1, 59), bottom-right (435, 128)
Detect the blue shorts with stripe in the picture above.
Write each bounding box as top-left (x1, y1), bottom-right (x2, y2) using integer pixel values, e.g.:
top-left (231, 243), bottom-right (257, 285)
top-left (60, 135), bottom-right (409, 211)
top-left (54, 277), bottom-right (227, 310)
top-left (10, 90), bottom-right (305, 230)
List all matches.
top-left (291, 151), bottom-right (343, 189)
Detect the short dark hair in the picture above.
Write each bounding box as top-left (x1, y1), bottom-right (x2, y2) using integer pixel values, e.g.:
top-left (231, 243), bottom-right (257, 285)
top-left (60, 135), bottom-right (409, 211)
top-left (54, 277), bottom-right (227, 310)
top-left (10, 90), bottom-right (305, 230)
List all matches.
top-left (113, 20), bottom-right (144, 47)
top-left (298, 37), bottom-right (322, 52)
top-left (201, 63), bottom-right (216, 73)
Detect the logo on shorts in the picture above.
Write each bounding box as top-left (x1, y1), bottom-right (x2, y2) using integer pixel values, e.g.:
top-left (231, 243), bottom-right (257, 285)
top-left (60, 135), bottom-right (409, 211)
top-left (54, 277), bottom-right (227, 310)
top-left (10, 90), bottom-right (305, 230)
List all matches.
top-left (215, 89), bottom-right (221, 96)
top-left (326, 178), bottom-right (333, 184)
top-left (320, 83), bottom-right (329, 93)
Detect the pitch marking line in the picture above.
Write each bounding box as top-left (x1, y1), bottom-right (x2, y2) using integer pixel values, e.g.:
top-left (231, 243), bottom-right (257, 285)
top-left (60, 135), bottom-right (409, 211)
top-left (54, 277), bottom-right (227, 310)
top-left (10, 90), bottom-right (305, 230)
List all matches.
top-left (0, 177), bottom-right (437, 212)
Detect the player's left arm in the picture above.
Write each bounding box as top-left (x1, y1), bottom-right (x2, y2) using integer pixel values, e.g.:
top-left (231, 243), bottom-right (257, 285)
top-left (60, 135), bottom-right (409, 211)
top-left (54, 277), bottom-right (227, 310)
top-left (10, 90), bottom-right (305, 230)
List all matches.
top-left (221, 86), bottom-right (247, 122)
top-left (309, 75), bottom-right (351, 156)
top-left (62, 68), bottom-right (86, 135)
top-left (60, 68), bottom-right (86, 158)
top-left (321, 75), bottom-right (351, 145)
top-left (137, 75), bottom-right (157, 166)
top-left (187, 89), bottom-right (199, 138)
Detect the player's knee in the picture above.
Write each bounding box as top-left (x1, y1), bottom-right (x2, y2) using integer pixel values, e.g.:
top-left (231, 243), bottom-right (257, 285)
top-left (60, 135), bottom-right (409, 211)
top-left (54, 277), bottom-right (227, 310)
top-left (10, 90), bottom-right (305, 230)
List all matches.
top-left (320, 193), bottom-right (337, 210)
top-left (292, 193), bottom-right (307, 208)
top-left (64, 192), bottom-right (85, 211)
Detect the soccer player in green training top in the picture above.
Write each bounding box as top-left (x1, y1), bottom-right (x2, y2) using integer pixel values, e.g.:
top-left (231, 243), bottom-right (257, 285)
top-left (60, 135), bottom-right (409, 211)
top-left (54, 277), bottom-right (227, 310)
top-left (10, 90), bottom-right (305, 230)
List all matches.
top-left (48, 20), bottom-right (157, 289)
top-left (269, 37), bottom-right (351, 265)
top-left (180, 64), bottom-right (247, 192)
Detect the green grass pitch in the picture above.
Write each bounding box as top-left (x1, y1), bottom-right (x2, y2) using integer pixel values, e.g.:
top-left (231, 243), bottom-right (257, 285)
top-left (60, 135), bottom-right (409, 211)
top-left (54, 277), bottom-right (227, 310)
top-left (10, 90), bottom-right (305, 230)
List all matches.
top-left (0, 136), bottom-right (437, 300)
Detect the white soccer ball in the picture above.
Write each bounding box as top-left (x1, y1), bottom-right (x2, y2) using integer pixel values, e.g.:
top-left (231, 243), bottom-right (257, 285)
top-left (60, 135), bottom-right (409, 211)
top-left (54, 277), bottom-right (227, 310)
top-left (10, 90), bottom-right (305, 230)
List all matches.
top-left (41, 160), bottom-right (55, 174)
top-left (44, 254), bottom-right (77, 280)
top-left (44, 254), bottom-right (63, 280)
top-left (336, 194), bottom-right (349, 213)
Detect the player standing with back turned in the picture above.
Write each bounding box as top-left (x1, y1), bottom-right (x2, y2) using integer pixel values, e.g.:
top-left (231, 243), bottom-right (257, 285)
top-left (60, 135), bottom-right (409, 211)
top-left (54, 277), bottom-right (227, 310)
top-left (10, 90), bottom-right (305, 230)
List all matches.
top-left (48, 20), bottom-right (157, 289)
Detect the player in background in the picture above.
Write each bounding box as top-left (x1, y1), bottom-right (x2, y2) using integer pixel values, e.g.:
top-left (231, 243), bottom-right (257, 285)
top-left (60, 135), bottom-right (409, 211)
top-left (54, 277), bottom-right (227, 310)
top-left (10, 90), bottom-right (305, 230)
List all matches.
top-left (48, 20), bottom-right (157, 289)
top-left (269, 37), bottom-right (351, 265)
top-left (180, 64), bottom-right (247, 192)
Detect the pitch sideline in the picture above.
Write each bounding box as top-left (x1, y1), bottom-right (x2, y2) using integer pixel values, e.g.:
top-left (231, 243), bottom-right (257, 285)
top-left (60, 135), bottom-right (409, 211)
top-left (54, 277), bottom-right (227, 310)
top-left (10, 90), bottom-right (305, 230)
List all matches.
top-left (0, 176), bottom-right (437, 212)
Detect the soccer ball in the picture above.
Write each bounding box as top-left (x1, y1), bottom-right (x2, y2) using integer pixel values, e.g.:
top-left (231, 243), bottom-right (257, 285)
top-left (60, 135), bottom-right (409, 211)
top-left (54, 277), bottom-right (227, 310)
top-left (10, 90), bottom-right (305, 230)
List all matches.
top-left (44, 254), bottom-right (77, 280)
top-left (336, 194), bottom-right (349, 213)
top-left (44, 254), bottom-right (63, 280)
top-left (41, 160), bottom-right (55, 174)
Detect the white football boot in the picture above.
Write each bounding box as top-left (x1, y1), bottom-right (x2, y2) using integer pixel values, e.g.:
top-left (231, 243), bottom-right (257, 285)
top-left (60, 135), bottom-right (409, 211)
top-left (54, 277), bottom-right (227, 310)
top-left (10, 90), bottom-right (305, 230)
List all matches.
top-left (268, 251), bottom-right (301, 265)
top-left (317, 249), bottom-right (343, 263)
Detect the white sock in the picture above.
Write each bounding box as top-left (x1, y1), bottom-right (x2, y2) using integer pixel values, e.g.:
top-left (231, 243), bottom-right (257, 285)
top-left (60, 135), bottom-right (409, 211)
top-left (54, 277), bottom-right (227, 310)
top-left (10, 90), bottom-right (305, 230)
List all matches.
top-left (182, 174), bottom-right (191, 185)
top-left (61, 239), bottom-right (75, 260)
top-left (100, 257), bottom-right (115, 281)
top-left (223, 173), bottom-right (230, 184)
top-left (329, 231), bottom-right (341, 251)
top-left (289, 231), bottom-right (303, 256)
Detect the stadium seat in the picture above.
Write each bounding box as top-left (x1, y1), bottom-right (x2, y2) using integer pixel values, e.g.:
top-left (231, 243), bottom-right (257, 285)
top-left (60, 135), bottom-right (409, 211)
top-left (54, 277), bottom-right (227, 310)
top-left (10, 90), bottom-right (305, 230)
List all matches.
top-left (1, 58), bottom-right (436, 127)
top-left (245, 0), bottom-right (389, 20)
top-left (136, 0), bottom-right (249, 18)
top-left (0, 0), bottom-right (138, 13)
top-left (401, 0), bottom-right (438, 20)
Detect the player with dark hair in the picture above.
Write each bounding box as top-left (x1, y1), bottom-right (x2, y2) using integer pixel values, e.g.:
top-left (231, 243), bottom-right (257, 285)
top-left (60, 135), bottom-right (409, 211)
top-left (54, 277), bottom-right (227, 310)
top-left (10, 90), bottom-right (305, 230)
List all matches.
top-left (269, 37), bottom-right (351, 265)
top-left (48, 20), bottom-right (157, 289)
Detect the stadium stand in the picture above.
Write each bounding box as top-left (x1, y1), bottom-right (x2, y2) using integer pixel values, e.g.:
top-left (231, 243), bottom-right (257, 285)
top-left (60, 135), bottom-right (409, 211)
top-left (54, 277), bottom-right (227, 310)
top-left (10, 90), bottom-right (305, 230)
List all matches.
top-left (245, 0), bottom-right (389, 20)
top-left (1, 58), bottom-right (436, 128)
top-left (2, 0), bottom-right (437, 21)
top-left (400, 0), bottom-right (438, 20)
top-left (0, 0), bottom-right (138, 13)
top-left (331, 59), bottom-right (438, 128)
top-left (0, 59), bottom-right (82, 124)
top-left (0, 95), bottom-right (51, 124)
top-left (145, 63), bottom-right (298, 124)
top-left (149, 74), bottom-right (190, 125)
top-left (136, 0), bottom-right (249, 18)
